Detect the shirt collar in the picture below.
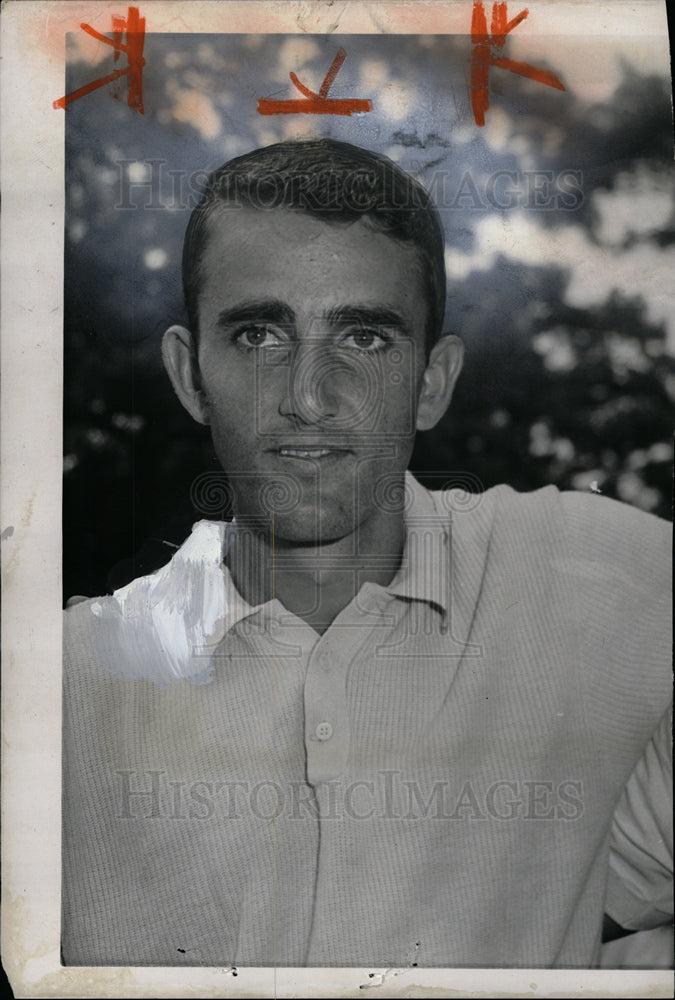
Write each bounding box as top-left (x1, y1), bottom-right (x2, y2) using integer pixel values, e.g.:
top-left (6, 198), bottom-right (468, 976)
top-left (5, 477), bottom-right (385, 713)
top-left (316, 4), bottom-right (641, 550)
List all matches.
top-left (174, 470), bottom-right (450, 637)
top-left (382, 471), bottom-right (451, 617)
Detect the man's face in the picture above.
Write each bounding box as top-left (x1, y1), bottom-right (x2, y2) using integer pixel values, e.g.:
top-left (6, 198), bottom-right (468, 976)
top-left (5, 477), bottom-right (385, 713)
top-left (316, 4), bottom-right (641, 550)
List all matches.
top-left (194, 206), bottom-right (430, 545)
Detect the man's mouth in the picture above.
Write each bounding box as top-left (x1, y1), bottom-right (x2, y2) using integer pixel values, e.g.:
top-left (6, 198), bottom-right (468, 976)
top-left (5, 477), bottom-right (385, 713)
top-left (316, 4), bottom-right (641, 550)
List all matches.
top-left (280, 447), bottom-right (331, 458)
top-left (277, 446), bottom-right (351, 459)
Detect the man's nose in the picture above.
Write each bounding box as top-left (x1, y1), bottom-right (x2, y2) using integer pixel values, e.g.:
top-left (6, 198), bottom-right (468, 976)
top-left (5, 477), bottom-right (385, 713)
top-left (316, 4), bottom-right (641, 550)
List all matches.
top-left (278, 340), bottom-right (341, 425)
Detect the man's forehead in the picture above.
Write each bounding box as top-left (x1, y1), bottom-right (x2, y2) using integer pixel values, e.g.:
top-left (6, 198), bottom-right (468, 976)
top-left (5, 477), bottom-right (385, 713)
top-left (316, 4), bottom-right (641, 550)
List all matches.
top-left (201, 204), bottom-right (421, 265)
top-left (198, 205), bottom-right (428, 314)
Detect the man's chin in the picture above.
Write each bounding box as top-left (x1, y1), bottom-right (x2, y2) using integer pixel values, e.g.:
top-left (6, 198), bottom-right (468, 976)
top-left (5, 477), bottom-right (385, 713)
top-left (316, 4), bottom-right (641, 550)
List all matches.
top-left (264, 511), bottom-right (357, 548)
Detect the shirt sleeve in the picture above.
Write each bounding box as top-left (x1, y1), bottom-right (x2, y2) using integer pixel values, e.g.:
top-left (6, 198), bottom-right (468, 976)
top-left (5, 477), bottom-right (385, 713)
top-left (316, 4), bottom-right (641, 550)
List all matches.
top-left (604, 705), bottom-right (673, 931)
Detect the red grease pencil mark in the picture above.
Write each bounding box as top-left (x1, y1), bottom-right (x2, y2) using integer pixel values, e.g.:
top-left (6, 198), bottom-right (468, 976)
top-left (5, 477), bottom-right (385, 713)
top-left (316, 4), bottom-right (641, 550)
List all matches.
top-left (258, 47), bottom-right (372, 116)
top-left (470, 2), bottom-right (565, 126)
top-left (505, 601), bottom-right (519, 610)
top-left (53, 6), bottom-right (145, 113)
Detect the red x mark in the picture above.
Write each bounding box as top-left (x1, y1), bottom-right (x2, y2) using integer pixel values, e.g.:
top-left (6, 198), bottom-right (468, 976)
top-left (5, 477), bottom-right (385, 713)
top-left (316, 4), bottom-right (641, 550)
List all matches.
top-left (54, 6), bottom-right (145, 113)
top-left (258, 47), bottom-right (372, 116)
top-left (470, 2), bottom-right (565, 126)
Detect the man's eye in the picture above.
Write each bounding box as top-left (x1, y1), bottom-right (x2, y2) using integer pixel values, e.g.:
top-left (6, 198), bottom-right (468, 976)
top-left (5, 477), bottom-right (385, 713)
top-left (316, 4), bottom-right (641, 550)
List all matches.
top-left (234, 325), bottom-right (285, 349)
top-left (340, 327), bottom-right (391, 352)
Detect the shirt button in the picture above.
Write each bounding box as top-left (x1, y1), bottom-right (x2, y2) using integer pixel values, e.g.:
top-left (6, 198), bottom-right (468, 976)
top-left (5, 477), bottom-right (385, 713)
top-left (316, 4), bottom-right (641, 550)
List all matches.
top-left (315, 722), bottom-right (333, 741)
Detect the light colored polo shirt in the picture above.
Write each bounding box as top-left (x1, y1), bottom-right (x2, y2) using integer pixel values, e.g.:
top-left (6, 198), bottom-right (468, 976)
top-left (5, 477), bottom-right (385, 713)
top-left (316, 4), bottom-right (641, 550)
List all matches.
top-left (62, 473), bottom-right (672, 967)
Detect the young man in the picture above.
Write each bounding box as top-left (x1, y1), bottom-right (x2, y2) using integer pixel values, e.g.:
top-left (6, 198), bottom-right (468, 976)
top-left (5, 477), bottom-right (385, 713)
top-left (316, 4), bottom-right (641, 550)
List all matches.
top-left (62, 139), bottom-right (672, 968)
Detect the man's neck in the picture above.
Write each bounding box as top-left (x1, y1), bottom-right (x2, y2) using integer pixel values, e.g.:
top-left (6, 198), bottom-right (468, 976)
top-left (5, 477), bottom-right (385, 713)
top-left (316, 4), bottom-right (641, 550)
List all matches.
top-left (225, 510), bottom-right (407, 635)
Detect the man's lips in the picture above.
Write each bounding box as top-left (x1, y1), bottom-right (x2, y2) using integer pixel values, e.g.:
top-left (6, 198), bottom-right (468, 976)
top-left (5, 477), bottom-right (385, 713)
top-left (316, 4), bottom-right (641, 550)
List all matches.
top-left (268, 444), bottom-right (354, 460)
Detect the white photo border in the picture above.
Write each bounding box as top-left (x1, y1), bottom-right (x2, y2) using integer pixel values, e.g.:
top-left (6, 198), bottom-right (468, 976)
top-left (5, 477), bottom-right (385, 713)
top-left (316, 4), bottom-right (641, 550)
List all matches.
top-left (1, 1), bottom-right (672, 996)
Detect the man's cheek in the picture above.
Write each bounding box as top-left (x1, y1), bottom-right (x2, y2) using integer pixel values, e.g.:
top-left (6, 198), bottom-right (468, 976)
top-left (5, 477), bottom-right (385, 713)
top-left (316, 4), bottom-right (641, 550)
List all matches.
top-left (381, 393), bottom-right (418, 440)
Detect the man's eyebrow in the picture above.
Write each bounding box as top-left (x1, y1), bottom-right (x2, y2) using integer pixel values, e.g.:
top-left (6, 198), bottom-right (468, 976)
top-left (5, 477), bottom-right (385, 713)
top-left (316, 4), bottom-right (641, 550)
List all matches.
top-left (216, 300), bottom-right (296, 327)
top-left (324, 305), bottom-right (412, 335)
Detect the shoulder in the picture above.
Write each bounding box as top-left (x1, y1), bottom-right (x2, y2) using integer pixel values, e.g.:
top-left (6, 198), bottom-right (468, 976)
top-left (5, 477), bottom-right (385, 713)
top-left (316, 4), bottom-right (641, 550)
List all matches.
top-left (63, 597), bottom-right (106, 673)
top-left (425, 478), bottom-right (671, 749)
top-left (550, 488), bottom-right (666, 598)
top-left (557, 489), bottom-right (671, 580)
top-left (63, 519), bottom-right (231, 687)
top-left (422, 474), bottom-right (671, 649)
top-left (427, 478), bottom-right (670, 574)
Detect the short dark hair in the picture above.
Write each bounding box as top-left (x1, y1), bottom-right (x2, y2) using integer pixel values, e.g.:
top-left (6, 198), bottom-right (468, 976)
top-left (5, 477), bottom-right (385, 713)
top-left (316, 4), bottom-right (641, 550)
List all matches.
top-left (182, 139), bottom-right (447, 356)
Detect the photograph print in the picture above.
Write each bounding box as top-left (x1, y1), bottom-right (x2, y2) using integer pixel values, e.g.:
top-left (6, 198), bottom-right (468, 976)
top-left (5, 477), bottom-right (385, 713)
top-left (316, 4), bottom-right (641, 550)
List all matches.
top-left (59, 3), bottom-right (673, 972)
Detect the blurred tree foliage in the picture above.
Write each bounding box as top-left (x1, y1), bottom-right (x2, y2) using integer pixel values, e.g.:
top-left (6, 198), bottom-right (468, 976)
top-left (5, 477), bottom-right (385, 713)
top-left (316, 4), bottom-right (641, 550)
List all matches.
top-left (63, 34), bottom-right (674, 600)
top-left (413, 271), bottom-right (674, 513)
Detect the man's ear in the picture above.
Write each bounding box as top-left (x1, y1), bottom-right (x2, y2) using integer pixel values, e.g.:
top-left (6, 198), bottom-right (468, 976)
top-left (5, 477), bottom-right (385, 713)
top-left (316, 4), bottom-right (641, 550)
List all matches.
top-left (415, 334), bottom-right (464, 432)
top-left (161, 325), bottom-right (210, 425)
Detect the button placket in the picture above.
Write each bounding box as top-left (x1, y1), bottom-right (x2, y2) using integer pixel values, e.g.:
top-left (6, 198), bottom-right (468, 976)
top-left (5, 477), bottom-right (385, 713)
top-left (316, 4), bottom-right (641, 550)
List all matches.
top-left (303, 589), bottom-right (395, 787)
top-left (304, 638), bottom-right (353, 785)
